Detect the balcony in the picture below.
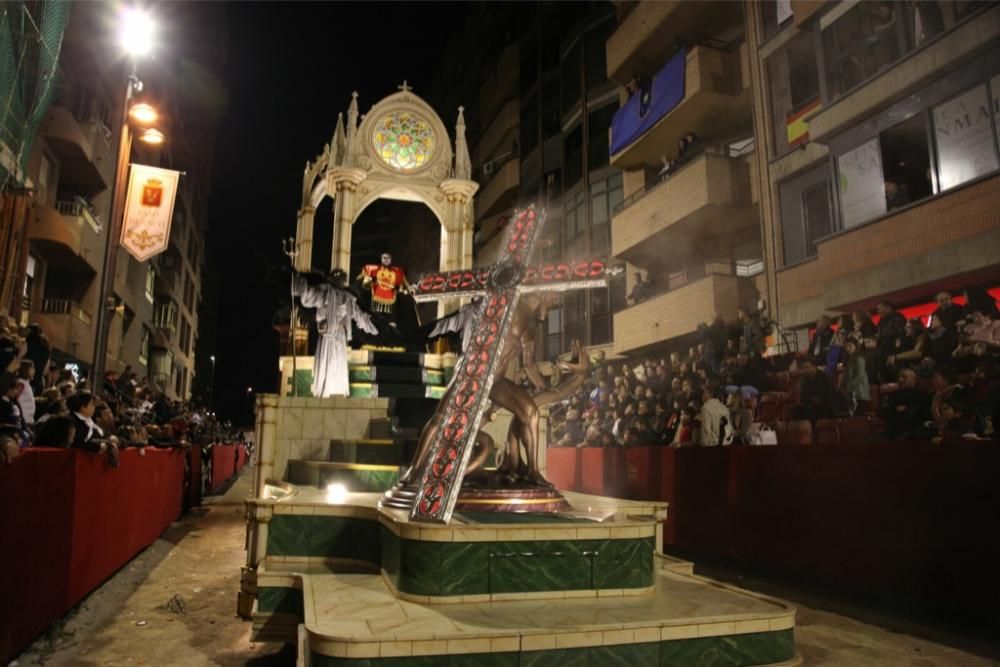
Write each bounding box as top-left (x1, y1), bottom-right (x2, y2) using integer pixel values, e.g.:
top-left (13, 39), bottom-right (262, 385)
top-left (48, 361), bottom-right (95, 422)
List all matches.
top-left (30, 202), bottom-right (99, 273)
top-left (610, 45), bottom-right (751, 171)
top-left (475, 157), bottom-right (519, 219)
top-left (613, 273), bottom-right (755, 355)
top-left (40, 105), bottom-right (107, 194)
top-left (611, 153), bottom-right (757, 266)
top-left (32, 299), bottom-right (94, 363)
top-left (480, 43), bottom-right (518, 122)
top-left (606, 1), bottom-right (743, 85)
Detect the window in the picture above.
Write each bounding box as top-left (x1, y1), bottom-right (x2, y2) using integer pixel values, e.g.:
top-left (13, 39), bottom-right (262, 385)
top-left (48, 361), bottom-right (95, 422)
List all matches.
top-left (541, 78), bottom-right (560, 140)
top-left (588, 172), bottom-right (622, 257)
top-left (879, 114), bottom-right (933, 211)
top-left (932, 84), bottom-right (999, 191)
top-left (760, 0), bottom-right (792, 41)
top-left (583, 18), bottom-right (614, 88)
top-left (766, 30), bottom-right (820, 156)
top-left (836, 137), bottom-right (886, 228)
top-left (779, 164), bottom-right (834, 265)
top-left (545, 308), bottom-right (562, 360)
top-left (823, 2), bottom-right (903, 101)
top-left (371, 111), bottom-right (437, 172)
top-left (140, 327), bottom-right (150, 366)
top-left (564, 124), bottom-right (583, 188)
top-left (145, 265), bottom-right (155, 303)
top-left (22, 255), bottom-right (36, 311)
top-left (589, 287), bottom-right (611, 346)
top-left (587, 104), bottom-right (616, 170)
top-left (520, 39), bottom-right (538, 97)
top-left (563, 291), bottom-right (587, 350)
top-left (520, 92), bottom-right (539, 156)
top-left (561, 42), bottom-right (582, 115)
top-left (37, 152), bottom-right (55, 206)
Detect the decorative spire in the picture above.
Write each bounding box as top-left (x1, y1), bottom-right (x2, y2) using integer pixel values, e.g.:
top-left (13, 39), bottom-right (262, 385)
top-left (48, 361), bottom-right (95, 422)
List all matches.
top-left (454, 105), bottom-right (471, 180)
top-left (346, 91), bottom-right (360, 158)
top-left (333, 112), bottom-right (346, 165)
top-left (398, 80), bottom-right (412, 93)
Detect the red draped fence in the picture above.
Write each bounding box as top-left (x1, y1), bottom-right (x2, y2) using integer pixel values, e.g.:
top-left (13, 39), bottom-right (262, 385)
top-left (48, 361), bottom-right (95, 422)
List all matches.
top-left (548, 443), bottom-right (1000, 613)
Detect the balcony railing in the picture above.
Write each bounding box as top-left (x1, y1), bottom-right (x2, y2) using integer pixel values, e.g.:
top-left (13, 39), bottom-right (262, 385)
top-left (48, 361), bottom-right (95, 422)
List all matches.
top-left (40, 298), bottom-right (92, 325)
top-left (55, 197), bottom-right (102, 233)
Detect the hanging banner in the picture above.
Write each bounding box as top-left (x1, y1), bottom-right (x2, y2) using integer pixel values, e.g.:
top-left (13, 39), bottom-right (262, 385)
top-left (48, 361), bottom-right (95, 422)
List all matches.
top-left (837, 137), bottom-right (885, 229)
top-left (120, 164), bottom-right (181, 261)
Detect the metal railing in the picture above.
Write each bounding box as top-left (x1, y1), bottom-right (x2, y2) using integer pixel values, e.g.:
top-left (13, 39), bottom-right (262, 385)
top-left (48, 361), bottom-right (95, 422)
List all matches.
top-left (55, 196), bottom-right (102, 232)
top-left (40, 298), bottom-right (92, 325)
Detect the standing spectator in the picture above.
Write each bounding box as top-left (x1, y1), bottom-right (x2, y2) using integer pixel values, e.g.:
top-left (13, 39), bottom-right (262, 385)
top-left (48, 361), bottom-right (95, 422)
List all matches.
top-left (698, 384), bottom-right (732, 446)
top-left (932, 291), bottom-right (967, 331)
top-left (67, 391), bottom-right (120, 465)
top-left (808, 315), bottom-right (834, 366)
top-left (628, 272), bottom-right (651, 305)
top-left (0, 373), bottom-right (26, 439)
top-left (23, 324), bottom-right (50, 394)
top-left (33, 415), bottom-right (76, 448)
top-left (879, 369), bottom-right (931, 440)
top-left (876, 301), bottom-right (906, 353)
top-left (794, 358), bottom-right (834, 423)
top-left (736, 308), bottom-right (763, 357)
top-left (853, 309), bottom-right (878, 339)
top-left (725, 389), bottom-right (753, 444)
top-left (15, 359), bottom-right (35, 425)
top-left (841, 339), bottom-right (871, 414)
top-left (670, 407), bottom-right (698, 447)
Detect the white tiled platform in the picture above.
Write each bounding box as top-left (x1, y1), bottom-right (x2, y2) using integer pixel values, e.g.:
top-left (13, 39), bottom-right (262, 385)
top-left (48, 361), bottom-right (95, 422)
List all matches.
top-left (262, 555), bottom-right (795, 659)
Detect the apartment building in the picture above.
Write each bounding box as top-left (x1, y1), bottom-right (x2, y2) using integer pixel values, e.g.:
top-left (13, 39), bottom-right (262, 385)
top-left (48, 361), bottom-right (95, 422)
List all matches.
top-left (747, 1), bottom-right (1000, 340)
top-left (472, 3), bottom-right (627, 359)
top-left (17, 3), bottom-right (220, 398)
top-left (604, 2), bottom-right (760, 357)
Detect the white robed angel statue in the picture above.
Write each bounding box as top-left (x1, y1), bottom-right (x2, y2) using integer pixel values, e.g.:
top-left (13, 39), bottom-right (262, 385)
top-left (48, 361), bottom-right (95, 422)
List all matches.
top-left (292, 269), bottom-right (379, 397)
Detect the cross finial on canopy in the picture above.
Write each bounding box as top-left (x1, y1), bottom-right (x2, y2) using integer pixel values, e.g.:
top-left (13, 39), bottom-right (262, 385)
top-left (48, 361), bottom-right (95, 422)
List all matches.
top-left (398, 80), bottom-right (412, 93)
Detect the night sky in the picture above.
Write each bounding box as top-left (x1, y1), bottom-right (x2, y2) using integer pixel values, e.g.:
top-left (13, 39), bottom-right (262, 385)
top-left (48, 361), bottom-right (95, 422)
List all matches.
top-left (205, 3), bottom-right (466, 423)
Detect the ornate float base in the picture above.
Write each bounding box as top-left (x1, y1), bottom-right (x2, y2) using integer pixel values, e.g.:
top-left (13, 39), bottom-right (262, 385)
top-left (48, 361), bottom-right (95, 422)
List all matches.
top-left (380, 478), bottom-right (571, 513)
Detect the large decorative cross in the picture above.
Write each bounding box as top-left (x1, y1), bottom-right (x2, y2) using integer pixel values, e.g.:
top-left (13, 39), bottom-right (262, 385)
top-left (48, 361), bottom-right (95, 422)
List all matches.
top-left (406, 205), bottom-right (615, 523)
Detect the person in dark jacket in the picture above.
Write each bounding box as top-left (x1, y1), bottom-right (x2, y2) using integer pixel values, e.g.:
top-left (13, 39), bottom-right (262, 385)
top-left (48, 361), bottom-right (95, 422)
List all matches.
top-left (879, 369), bottom-right (931, 440)
top-left (24, 324), bottom-right (50, 394)
top-left (794, 358), bottom-right (834, 423)
top-left (67, 391), bottom-right (119, 465)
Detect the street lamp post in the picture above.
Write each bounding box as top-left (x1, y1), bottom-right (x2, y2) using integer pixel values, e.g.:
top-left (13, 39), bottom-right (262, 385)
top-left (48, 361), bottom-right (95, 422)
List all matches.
top-left (92, 7), bottom-right (160, 387)
top-left (209, 354), bottom-right (216, 411)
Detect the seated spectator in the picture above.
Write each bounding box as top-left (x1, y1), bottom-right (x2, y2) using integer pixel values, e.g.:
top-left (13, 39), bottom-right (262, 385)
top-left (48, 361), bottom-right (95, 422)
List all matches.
top-left (33, 415), bottom-right (76, 448)
top-left (0, 429), bottom-right (20, 463)
top-left (731, 352), bottom-right (766, 392)
top-left (876, 301), bottom-right (906, 356)
top-left (15, 359), bottom-right (35, 425)
top-left (23, 323), bottom-right (49, 394)
top-left (669, 407), bottom-right (699, 447)
top-left (927, 313), bottom-right (959, 367)
top-left (698, 384), bottom-right (732, 447)
top-left (963, 286), bottom-right (999, 319)
top-left (794, 358), bottom-right (834, 423)
top-left (932, 399), bottom-right (979, 444)
top-left (67, 391), bottom-right (120, 466)
top-left (840, 338), bottom-right (871, 414)
top-left (879, 369), bottom-right (931, 440)
top-left (890, 319), bottom-right (929, 370)
top-left (0, 373), bottom-right (26, 443)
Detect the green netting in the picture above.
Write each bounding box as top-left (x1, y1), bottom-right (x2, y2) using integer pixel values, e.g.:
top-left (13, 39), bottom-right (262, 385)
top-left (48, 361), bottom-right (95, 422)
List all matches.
top-left (0, 0), bottom-right (68, 187)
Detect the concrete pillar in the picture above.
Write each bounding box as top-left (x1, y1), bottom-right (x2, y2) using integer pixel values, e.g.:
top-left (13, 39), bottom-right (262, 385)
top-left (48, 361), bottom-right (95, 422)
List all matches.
top-left (294, 205), bottom-right (316, 272)
top-left (327, 167), bottom-right (368, 273)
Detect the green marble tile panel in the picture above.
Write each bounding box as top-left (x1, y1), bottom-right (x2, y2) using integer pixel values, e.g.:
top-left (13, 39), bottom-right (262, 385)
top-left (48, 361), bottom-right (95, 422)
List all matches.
top-left (311, 653), bottom-right (517, 667)
top-left (398, 539), bottom-right (489, 596)
top-left (593, 536), bottom-right (654, 589)
top-left (267, 514), bottom-right (311, 556)
top-left (659, 630), bottom-right (795, 666)
top-left (457, 511), bottom-right (594, 524)
top-left (489, 553), bottom-right (592, 593)
top-left (287, 370), bottom-right (314, 397)
top-left (380, 525), bottom-right (400, 589)
top-left (521, 648), bottom-right (592, 667)
top-left (590, 642), bottom-right (660, 666)
top-left (353, 469), bottom-right (400, 492)
top-left (267, 515), bottom-right (380, 563)
top-left (256, 586), bottom-right (303, 615)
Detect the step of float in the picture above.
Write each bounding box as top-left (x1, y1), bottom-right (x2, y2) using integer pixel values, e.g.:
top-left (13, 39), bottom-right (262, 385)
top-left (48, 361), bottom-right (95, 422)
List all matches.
top-left (348, 365), bottom-right (445, 386)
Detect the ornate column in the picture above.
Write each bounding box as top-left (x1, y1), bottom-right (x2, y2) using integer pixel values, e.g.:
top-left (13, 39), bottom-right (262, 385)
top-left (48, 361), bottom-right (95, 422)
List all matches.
top-left (437, 178), bottom-right (479, 317)
top-left (327, 166), bottom-right (368, 273)
top-left (294, 205), bottom-right (316, 272)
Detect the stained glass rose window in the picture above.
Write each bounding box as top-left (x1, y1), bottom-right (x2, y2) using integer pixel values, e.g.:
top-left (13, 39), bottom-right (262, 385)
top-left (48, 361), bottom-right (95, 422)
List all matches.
top-left (371, 111), bottom-right (436, 172)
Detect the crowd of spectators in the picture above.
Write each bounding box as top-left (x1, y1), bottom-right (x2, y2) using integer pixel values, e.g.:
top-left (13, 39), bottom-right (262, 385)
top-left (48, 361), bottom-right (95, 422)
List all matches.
top-left (549, 287), bottom-right (1000, 448)
top-left (0, 314), bottom-right (243, 466)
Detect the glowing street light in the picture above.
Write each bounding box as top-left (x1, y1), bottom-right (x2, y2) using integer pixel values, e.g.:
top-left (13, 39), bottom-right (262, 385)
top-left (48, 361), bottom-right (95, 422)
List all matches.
top-left (128, 102), bottom-right (158, 125)
top-left (138, 127), bottom-right (165, 145)
top-left (119, 7), bottom-right (154, 57)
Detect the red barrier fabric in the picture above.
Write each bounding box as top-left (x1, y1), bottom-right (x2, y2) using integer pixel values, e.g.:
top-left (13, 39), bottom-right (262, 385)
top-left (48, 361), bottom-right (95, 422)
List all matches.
top-left (563, 443), bottom-right (1000, 613)
top-left (624, 447), bottom-right (661, 500)
top-left (210, 444), bottom-right (237, 492)
top-left (545, 447), bottom-right (579, 490)
top-left (68, 449), bottom-right (185, 604)
top-left (0, 449), bottom-right (76, 663)
top-left (185, 445), bottom-right (202, 510)
top-left (0, 448), bottom-right (186, 663)
top-left (236, 444), bottom-right (247, 471)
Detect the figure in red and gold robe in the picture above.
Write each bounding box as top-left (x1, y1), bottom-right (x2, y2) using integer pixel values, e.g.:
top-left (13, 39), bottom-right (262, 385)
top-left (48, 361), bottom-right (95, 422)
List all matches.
top-left (358, 252), bottom-right (409, 322)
